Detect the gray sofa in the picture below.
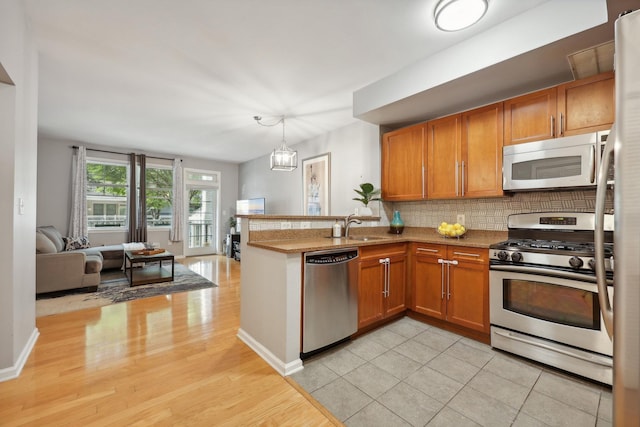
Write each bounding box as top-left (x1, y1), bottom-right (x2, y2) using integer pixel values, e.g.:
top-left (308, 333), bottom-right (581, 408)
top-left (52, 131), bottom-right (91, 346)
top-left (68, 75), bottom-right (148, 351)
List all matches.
top-left (36, 225), bottom-right (125, 294)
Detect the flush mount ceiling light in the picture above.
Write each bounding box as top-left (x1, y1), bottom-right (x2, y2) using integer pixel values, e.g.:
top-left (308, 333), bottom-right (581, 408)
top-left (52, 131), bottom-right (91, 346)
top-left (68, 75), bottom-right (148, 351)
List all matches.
top-left (434, 0), bottom-right (488, 32)
top-left (254, 115), bottom-right (298, 171)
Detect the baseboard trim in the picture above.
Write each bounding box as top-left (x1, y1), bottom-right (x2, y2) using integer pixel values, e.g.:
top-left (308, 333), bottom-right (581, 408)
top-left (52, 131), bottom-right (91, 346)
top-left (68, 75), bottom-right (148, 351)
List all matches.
top-left (237, 328), bottom-right (303, 376)
top-left (0, 327), bottom-right (39, 383)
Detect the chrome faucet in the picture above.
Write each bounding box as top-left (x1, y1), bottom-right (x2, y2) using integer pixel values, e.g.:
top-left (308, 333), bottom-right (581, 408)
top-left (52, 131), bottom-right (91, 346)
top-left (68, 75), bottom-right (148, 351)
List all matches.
top-left (344, 214), bottom-right (362, 238)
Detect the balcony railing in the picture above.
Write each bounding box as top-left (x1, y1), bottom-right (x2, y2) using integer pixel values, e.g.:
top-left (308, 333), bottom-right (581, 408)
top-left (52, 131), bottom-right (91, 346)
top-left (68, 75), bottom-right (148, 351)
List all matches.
top-left (188, 219), bottom-right (214, 248)
top-left (88, 215), bottom-right (173, 228)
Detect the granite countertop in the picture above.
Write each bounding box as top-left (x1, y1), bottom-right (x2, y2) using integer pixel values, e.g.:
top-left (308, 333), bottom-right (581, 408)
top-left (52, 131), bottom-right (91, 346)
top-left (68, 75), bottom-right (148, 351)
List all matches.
top-left (247, 227), bottom-right (507, 253)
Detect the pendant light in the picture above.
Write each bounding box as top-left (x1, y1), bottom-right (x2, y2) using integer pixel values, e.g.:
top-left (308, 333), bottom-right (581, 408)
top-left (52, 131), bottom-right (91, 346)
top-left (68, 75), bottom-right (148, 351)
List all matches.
top-left (254, 115), bottom-right (298, 171)
top-left (434, 0), bottom-right (488, 32)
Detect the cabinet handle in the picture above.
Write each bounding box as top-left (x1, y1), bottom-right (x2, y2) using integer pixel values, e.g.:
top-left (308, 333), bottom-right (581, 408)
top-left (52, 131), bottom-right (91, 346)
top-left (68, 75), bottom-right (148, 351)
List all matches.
top-left (560, 113), bottom-right (564, 136)
top-left (422, 165), bottom-right (425, 199)
top-left (380, 258), bottom-right (390, 297)
top-left (417, 248), bottom-right (439, 253)
top-left (438, 259), bottom-right (445, 299)
top-left (461, 161), bottom-right (465, 197)
top-left (550, 115), bottom-right (555, 138)
top-left (386, 258), bottom-right (390, 297)
top-left (455, 160), bottom-right (459, 197)
top-left (446, 262), bottom-right (451, 300)
top-left (384, 258), bottom-right (388, 297)
top-left (453, 252), bottom-right (479, 257)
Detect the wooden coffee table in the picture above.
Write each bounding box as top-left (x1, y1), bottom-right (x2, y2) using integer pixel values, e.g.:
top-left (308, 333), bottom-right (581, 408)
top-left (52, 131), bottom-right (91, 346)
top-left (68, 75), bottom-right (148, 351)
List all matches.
top-left (124, 250), bottom-right (175, 286)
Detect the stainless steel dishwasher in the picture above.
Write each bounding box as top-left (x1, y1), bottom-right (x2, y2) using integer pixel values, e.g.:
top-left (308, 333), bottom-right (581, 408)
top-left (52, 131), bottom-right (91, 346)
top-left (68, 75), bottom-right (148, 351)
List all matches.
top-left (302, 247), bottom-right (359, 356)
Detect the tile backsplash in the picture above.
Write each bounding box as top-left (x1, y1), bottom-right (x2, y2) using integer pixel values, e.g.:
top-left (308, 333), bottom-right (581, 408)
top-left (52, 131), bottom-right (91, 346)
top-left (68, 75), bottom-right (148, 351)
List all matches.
top-left (390, 189), bottom-right (614, 231)
top-left (245, 189), bottom-right (614, 234)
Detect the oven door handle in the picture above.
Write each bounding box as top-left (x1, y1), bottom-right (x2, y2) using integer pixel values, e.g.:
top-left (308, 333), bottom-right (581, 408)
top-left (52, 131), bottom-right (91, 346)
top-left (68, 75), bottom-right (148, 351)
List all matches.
top-left (490, 264), bottom-right (613, 285)
top-left (595, 125), bottom-right (615, 339)
top-left (493, 329), bottom-right (613, 368)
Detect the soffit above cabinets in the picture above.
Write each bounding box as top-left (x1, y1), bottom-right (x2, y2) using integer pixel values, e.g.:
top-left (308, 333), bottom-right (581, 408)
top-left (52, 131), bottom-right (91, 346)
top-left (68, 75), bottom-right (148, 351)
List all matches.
top-left (354, 0), bottom-right (632, 129)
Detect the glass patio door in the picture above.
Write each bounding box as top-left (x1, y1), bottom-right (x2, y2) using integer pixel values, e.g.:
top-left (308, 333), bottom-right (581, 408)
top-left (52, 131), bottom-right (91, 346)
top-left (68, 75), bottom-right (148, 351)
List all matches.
top-left (184, 169), bottom-right (220, 257)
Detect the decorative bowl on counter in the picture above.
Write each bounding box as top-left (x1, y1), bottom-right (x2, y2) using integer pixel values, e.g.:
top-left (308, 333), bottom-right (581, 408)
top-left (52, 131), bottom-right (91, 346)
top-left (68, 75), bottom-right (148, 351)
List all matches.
top-left (436, 222), bottom-right (466, 238)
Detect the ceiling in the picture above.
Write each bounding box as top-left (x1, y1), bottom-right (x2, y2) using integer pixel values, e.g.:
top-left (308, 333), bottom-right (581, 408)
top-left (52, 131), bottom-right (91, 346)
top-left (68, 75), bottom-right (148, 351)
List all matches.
top-left (23, 0), bottom-right (632, 163)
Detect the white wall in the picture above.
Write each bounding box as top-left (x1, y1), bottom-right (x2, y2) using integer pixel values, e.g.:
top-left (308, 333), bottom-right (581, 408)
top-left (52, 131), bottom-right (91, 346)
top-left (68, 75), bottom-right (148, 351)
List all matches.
top-left (238, 121), bottom-right (383, 218)
top-left (37, 137), bottom-right (240, 255)
top-left (0, 0), bottom-right (39, 378)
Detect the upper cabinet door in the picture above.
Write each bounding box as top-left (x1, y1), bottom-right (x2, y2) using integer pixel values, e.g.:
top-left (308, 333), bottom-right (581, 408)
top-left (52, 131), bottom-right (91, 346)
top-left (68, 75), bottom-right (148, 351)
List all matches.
top-left (381, 124), bottom-right (426, 201)
top-left (557, 71), bottom-right (615, 137)
top-left (426, 115), bottom-right (461, 199)
top-left (504, 88), bottom-right (557, 145)
top-left (462, 102), bottom-right (504, 198)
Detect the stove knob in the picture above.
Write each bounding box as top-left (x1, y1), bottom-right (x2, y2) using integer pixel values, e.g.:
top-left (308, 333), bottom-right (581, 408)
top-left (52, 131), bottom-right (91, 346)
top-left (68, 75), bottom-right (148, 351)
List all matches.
top-left (511, 252), bottom-right (523, 263)
top-left (588, 259), bottom-right (596, 270)
top-left (569, 256), bottom-right (584, 269)
top-left (497, 251), bottom-right (509, 261)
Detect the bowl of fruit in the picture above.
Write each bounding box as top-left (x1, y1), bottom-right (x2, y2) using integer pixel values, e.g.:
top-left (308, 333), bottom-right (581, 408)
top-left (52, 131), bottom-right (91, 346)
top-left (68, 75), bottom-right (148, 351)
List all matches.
top-left (437, 222), bottom-right (466, 238)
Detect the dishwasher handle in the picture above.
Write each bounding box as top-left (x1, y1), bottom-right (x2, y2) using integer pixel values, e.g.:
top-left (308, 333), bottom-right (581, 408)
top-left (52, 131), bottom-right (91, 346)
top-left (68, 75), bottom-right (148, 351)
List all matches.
top-left (305, 248), bottom-right (359, 265)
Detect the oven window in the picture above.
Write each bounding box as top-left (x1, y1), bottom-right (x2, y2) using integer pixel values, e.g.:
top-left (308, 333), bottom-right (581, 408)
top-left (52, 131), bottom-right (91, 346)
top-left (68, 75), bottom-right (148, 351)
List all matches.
top-left (503, 279), bottom-right (600, 330)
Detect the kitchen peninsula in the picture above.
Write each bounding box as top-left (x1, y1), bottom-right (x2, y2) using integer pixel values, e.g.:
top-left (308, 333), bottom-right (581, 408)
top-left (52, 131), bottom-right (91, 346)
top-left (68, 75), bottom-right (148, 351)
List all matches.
top-left (237, 214), bottom-right (506, 376)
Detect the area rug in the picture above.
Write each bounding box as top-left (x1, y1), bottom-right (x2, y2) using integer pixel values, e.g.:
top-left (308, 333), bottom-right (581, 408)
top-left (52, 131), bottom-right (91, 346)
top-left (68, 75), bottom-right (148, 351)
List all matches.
top-left (36, 263), bottom-right (216, 317)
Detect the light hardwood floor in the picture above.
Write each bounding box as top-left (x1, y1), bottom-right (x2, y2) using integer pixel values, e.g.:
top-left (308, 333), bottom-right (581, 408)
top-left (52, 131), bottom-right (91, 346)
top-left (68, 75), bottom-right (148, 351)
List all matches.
top-left (1, 255), bottom-right (338, 426)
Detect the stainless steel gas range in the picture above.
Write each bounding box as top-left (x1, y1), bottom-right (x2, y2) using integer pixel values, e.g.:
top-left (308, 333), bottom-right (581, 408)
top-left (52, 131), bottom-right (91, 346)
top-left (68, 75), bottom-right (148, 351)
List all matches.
top-left (489, 212), bottom-right (614, 385)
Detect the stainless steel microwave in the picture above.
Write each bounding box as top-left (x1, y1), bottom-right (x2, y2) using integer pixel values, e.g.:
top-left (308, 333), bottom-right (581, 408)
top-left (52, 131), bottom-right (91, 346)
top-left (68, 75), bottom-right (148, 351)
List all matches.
top-left (503, 130), bottom-right (611, 191)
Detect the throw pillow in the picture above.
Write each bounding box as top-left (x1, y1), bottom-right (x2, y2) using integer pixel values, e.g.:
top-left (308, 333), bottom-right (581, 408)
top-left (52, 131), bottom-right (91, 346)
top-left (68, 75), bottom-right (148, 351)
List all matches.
top-left (36, 231), bottom-right (57, 254)
top-left (63, 236), bottom-right (91, 251)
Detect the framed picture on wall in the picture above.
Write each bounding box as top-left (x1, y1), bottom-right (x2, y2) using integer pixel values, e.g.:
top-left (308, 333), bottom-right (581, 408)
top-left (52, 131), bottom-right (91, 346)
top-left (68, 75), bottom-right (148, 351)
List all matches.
top-left (302, 153), bottom-right (330, 216)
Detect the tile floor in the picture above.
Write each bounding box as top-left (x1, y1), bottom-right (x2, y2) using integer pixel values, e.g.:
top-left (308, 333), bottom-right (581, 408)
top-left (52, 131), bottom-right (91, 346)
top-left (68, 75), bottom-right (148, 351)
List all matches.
top-left (291, 317), bottom-right (612, 427)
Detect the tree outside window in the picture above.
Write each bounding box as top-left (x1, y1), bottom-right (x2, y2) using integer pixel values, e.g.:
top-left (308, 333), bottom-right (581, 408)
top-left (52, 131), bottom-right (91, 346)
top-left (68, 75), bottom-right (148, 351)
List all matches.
top-left (145, 167), bottom-right (173, 227)
top-left (87, 161), bottom-right (128, 228)
top-left (142, 165), bottom-right (201, 228)
top-left (87, 159), bottom-right (203, 231)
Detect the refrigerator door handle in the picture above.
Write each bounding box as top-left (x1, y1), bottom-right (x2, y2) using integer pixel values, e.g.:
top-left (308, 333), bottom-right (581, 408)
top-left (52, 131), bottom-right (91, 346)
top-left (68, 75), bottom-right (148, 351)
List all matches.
top-left (595, 125), bottom-right (615, 339)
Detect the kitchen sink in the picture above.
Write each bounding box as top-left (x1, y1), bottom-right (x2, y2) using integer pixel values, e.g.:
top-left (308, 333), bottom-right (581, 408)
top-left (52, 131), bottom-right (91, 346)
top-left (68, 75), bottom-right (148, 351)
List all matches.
top-left (325, 235), bottom-right (390, 241)
top-left (345, 236), bottom-right (389, 241)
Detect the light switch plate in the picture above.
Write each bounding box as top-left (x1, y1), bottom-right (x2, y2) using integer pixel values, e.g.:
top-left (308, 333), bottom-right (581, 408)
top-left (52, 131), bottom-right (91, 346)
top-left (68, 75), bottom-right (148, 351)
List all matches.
top-left (457, 214), bottom-right (465, 225)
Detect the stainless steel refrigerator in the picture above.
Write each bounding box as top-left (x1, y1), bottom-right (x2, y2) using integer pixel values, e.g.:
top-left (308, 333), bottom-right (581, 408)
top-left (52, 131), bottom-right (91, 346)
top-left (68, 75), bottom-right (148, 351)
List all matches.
top-left (596, 8), bottom-right (640, 425)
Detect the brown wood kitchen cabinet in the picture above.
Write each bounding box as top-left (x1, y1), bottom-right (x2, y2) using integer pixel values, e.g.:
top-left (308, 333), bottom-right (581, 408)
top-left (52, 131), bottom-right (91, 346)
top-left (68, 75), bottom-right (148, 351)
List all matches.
top-left (426, 102), bottom-right (503, 199)
top-left (504, 87), bottom-right (557, 146)
top-left (426, 114), bottom-right (461, 199)
top-left (504, 71), bottom-right (615, 145)
top-left (411, 243), bottom-right (489, 333)
top-left (556, 71), bottom-right (614, 137)
top-left (381, 123), bottom-right (426, 201)
top-left (357, 243), bottom-right (407, 329)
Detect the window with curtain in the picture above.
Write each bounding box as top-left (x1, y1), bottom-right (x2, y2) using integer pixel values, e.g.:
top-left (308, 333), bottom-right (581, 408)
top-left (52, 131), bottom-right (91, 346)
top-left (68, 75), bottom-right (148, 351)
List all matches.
top-left (86, 159), bottom-right (174, 230)
top-left (86, 160), bottom-right (129, 229)
top-left (145, 164), bottom-right (173, 228)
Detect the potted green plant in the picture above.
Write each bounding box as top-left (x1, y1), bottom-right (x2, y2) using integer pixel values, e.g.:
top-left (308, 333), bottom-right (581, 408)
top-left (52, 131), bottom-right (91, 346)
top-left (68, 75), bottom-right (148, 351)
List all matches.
top-left (229, 216), bottom-right (237, 234)
top-left (352, 182), bottom-right (381, 216)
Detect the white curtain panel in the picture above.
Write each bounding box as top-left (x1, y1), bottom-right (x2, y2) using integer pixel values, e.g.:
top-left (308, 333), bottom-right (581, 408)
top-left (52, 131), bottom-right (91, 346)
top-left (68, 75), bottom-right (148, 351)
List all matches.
top-left (170, 158), bottom-right (184, 242)
top-left (68, 146), bottom-right (88, 238)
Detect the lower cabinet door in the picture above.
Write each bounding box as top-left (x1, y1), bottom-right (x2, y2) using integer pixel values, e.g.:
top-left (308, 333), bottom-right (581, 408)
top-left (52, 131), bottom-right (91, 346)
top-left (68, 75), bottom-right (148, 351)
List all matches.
top-left (384, 254), bottom-right (407, 318)
top-left (447, 248), bottom-right (490, 333)
top-left (357, 258), bottom-right (385, 329)
top-left (412, 245), bottom-right (447, 320)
